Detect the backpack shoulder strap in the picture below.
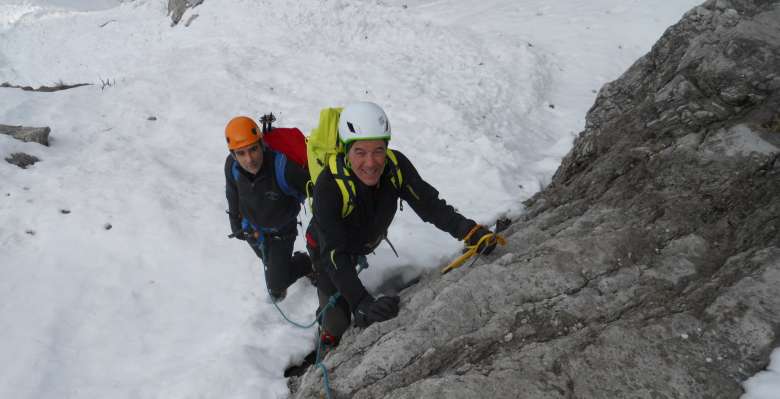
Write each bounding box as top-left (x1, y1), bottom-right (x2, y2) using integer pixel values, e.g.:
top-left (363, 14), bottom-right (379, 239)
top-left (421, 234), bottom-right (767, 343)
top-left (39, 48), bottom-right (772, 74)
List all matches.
top-left (325, 151), bottom-right (402, 218)
top-left (231, 158), bottom-right (240, 182)
top-left (328, 154), bottom-right (357, 218)
top-left (230, 159), bottom-right (251, 230)
top-left (274, 152), bottom-right (305, 203)
top-left (386, 149), bottom-right (403, 189)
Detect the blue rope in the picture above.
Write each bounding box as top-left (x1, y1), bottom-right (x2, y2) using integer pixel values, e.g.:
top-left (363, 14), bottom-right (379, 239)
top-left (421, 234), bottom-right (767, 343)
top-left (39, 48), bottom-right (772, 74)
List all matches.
top-left (268, 288), bottom-right (337, 398)
top-left (316, 362), bottom-right (333, 398)
top-left (268, 291), bottom-right (341, 328)
top-left (266, 259), bottom-right (368, 399)
top-left (315, 301), bottom-right (335, 399)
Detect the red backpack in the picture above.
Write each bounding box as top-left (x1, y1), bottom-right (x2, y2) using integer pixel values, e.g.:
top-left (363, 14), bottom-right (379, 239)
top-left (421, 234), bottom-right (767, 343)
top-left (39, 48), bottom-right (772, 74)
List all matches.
top-left (260, 113), bottom-right (308, 168)
top-left (263, 127), bottom-right (307, 167)
top-left (250, 114), bottom-right (307, 203)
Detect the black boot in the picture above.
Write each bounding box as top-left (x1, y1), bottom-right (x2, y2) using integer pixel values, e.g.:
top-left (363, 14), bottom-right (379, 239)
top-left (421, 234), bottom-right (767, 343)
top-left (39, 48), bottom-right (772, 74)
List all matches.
top-left (269, 288), bottom-right (287, 303)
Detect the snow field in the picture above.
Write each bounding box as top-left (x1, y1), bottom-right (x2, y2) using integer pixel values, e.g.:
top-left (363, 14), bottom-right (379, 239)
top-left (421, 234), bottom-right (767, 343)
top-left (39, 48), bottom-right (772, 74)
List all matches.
top-left (5, 1), bottom-right (774, 399)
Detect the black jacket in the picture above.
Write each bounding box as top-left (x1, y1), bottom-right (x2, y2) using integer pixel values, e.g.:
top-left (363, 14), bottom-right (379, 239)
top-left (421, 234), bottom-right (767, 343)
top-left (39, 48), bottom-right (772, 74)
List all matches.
top-left (225, 149), bottom-right (309, 234)
top-left (311, 149), bottom-right (476, 307)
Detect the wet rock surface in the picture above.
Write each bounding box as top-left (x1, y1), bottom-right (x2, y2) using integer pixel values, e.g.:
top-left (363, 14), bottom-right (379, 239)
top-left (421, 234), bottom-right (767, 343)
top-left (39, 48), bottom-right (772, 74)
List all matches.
top-left (293, 1), bottom-right (780, 398)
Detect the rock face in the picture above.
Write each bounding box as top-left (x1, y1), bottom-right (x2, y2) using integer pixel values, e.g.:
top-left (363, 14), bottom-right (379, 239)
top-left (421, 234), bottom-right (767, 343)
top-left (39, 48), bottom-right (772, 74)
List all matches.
top-left (0, 124), bottom-right (50, 146)
top-left (168, 0), bottom-right (203, 26)
top-left (293, 1), bottom-right (780, 398)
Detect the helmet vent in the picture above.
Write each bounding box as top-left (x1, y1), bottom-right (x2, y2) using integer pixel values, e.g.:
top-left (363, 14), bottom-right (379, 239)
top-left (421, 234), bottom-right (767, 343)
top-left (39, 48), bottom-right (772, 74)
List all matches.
top-left (347, 121), bottom-right (356, 133)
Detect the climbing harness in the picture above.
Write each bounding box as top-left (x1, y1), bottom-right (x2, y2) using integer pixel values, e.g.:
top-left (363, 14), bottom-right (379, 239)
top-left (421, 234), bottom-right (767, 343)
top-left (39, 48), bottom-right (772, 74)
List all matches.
top-left (441, 224), bottom-right (507, 274)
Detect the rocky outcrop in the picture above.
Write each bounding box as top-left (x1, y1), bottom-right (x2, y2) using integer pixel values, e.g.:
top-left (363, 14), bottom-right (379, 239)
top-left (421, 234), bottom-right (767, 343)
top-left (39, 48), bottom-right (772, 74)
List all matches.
top-left (292, 0), bottom-right (780, 398)
top-left (5, 152), bottom-right (40, 168)
top-left (168, 0), bottom-right (203, 26)
top-left (0, 124), bottom-right (50, 146)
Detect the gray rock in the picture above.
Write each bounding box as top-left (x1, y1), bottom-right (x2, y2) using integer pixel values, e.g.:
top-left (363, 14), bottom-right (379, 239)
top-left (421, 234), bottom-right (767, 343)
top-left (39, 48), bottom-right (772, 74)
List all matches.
top-left (168, 0), bottom-right (204, 26)
top-left (5, 152), bottom-right (40, 168)
top-left (1, 81), bottom-right (90, 92)
top-left (292, 1), bottom-right (780, 398)
top-left (0, 124), bottom-right (50, 146)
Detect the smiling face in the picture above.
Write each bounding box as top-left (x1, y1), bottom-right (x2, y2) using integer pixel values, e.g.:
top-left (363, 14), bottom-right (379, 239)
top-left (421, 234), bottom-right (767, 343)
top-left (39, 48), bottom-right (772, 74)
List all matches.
top-left (232, 142), bottom-right (263, 175)
top-left (346, 140), bottom-right (387, 186)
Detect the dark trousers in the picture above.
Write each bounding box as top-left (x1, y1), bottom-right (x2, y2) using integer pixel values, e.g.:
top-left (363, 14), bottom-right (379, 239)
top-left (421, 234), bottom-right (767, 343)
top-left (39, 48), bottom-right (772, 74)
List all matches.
top-left (305, 227), bottom-right (352, 340)
top-left (249, 229), bottom-right (311, 295)
top-left (315, 265), bottom-right (352, 340)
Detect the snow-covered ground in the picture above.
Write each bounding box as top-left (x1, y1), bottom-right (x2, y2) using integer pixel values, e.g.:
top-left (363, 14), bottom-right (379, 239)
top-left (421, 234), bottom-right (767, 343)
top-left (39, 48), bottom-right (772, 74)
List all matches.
top-left (1, 0), bottom-right (775, 398)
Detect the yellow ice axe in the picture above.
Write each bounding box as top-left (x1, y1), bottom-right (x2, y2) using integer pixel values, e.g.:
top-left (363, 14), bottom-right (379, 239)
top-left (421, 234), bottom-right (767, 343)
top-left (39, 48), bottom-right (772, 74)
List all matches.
top-left (441, 232), bottom-right (506, 274)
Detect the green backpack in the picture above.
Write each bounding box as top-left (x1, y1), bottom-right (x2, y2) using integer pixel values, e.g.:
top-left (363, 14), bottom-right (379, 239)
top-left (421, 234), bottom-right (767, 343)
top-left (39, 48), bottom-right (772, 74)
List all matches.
top-left (306, 107), bottom-right (403, 218)
top-left (306, 107), bottom-right (344, 190)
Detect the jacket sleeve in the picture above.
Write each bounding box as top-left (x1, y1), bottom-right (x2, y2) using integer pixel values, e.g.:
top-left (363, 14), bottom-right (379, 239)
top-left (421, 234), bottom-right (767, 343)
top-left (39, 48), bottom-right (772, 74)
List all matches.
top-left (224, 155), bottom-right (242, 233)
top-left (312, 171), bottom-right (370, 309)
top-left (284, 159), bottom-right (311, 197)
top-left (393, 150), bottom-right (476, 240)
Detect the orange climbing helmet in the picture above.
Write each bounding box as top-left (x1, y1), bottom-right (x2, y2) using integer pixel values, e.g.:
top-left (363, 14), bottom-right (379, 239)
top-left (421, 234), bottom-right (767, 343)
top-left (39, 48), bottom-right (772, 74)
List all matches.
top-left (225, 116), bottom-right (261, 150)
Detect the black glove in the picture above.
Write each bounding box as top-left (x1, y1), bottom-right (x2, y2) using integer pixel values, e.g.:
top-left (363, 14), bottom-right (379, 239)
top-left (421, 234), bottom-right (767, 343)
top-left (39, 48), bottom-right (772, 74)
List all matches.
top-left (353, 295), bottom-right (400, 328)
top-left (229, 229), bottom-right (252, 241)
top-left (465, 225), bottom-right (497, 255)
top-left (228, 211), bottom-right (242, 233)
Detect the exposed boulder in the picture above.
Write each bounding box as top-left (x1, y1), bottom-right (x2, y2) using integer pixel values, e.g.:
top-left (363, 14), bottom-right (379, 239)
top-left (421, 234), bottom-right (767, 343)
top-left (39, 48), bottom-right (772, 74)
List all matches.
top-left (292, 1), bottom-right (780, 398)
top-left (0, 124), bottom-right (50, 146)
top-left (5, 152), bottom-right (40, 169)
top-left (168, 0), bottom-right (204, 26)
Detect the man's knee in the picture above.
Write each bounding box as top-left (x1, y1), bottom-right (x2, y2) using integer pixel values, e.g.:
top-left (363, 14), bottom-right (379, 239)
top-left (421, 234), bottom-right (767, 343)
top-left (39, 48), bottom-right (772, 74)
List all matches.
top-left (292, 251), bottom-right (313, 277)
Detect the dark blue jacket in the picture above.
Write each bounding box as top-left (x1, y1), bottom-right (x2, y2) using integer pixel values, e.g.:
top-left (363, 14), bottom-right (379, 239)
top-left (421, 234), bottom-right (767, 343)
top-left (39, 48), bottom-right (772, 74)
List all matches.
top-left (225, 149), bottom-right (308, 234)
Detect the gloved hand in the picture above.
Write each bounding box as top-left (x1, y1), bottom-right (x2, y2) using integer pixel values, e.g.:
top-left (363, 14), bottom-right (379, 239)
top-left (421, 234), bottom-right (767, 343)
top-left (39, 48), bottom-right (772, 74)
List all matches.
top-left (229, 229), bottom-right (253, 241)
top-left (465, 225), bottom-right (497, 255)
top-left (353, 295), bottom-right (400, 328)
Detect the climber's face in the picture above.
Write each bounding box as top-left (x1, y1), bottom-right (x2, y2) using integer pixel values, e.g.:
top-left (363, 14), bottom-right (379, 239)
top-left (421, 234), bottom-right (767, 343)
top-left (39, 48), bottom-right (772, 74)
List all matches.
top-left (347, 140), bottom-right (387, 187)
top-left (233, 142), bottom-right (263, 175)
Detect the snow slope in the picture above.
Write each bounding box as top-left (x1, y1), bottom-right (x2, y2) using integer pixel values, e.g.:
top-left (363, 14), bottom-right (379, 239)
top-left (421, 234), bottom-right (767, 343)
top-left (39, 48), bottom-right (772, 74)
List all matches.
top-left (2, 0), bottom-right (773, 398)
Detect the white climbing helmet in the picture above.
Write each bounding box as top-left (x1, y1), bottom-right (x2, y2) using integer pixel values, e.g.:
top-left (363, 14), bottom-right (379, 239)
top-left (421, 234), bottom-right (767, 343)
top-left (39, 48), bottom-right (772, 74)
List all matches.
top-left (338, 102), bottom-right (391, 146)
